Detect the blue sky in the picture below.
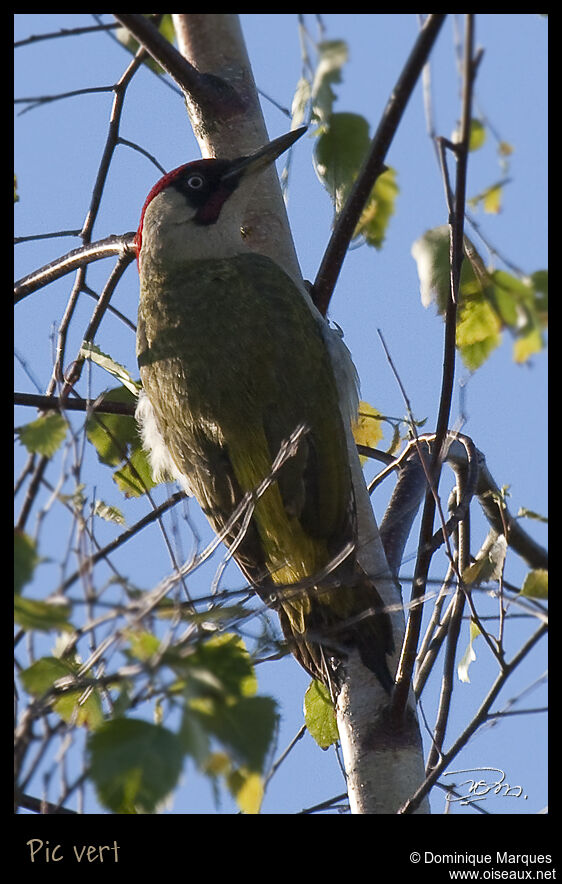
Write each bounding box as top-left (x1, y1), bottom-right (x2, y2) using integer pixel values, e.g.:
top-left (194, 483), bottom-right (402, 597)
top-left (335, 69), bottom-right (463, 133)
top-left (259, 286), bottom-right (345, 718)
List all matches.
top-left (15, 14), bottom-right (547, 816)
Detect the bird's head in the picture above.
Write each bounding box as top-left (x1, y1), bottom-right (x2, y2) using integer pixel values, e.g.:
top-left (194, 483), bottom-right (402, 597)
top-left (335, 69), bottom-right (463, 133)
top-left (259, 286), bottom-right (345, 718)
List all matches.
top-left (135, 126), bottom-right (306, 270)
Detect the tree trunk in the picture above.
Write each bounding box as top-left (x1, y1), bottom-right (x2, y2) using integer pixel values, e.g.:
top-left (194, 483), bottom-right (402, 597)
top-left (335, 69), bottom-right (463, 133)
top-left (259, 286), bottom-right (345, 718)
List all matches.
top-left (172, 13), bottom-right (303, 286)
top-left (172, 12), bottom-right (429, 814)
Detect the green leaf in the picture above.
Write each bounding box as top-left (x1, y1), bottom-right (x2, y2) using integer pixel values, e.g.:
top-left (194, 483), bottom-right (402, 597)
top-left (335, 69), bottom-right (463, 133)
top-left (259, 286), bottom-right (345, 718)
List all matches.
top-left (196, 696), bottom-right (277, 773)
top-left (311, 40), bottom-right (349, 126)
top-left (313, 112), bottom-right (398, 248)
top-left (488, 269), bottom-right (547, 363)
top-left (183, 634), bottom-right (257, 700)
top-left (88, 718), bottom-right (184, 813)
top-left (14, 596), bottom-right (72, 632)
top-left (492, 268), bottom-right (533, 303)
top-left (85, 385), bottom-right (155, 497)
top-left (176, 635), bottom-right (277, 773)
top-left (304, 679), bottom-right (338, 748)
top-left (17, 412), bottom-right (67, 457)
top-left (490, 274), bottom-right (520, 326)
top-left (79, 342), bottom-right (140, 396)
top-left (520, 569), bottom-right (548, 599)
top-left (314, 111), bottom-right (370, 212)
top-left (410, 226), bottom-right (547, 370)
top-left (531, 269), bottom-right (548, 317)
top-left (20, 656), bottom-right (70, 695)
top-left (178, 709), bottom-right (211, 766)
top-left (112, 445), bottom-right (155, 497)
top-left (14, 530), bottom-right (40, 594)
top-left (85, 386), bottom-right (138, 467)
top-left (20, 656), bottom-right (104, 729)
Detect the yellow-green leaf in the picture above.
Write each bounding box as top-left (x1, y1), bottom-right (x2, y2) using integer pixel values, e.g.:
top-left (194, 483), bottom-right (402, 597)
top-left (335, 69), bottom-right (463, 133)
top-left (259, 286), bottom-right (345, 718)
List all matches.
top-left (513, 327), bottom-right (543, 363)
top-left (458, 620), bottom-right (482, 683)
top-left (228, 768), bottom-right (264, 814)
top-left (468, 118), bottom-right (486, 151)
top-left (80, 342), bottom-right (140, 396)
top-left (125, 629), bottom-right (161, 662)
top-left (463, 534), bottom-right (507, 585)
top-left (291, 77), bottom-right (312, 130)
top-left (355, 166), bottom-right (399, 249)
top-left (483, 183), bottom-right (503, 214)
top-left (353, 400), bottom-right (383, 464)
top-left (93, 500), bottom-right (126, 525)
top-left (520, 569), bottom-right (548, 599)
top-left (456, 299), bottom-right (502, 370)
top-left (113, 446), bottom-right (155, 497)
top-left (517, 507), bottom-right (548, 523)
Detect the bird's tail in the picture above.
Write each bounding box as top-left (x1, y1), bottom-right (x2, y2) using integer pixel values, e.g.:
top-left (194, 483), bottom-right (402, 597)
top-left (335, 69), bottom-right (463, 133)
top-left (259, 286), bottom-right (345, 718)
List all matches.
top-left (275, 568), bottom-right (395, 695)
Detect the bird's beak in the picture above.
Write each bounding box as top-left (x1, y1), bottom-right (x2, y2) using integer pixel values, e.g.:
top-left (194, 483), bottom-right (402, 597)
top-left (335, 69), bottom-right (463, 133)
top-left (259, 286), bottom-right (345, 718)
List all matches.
top-left (221, 126), bottom-right (307, 182)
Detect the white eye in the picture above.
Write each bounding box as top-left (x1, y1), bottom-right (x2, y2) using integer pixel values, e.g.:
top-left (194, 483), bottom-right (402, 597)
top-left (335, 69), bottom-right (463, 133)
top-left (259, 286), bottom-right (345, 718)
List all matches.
top-left (187, 174), bottom-right (205, 189)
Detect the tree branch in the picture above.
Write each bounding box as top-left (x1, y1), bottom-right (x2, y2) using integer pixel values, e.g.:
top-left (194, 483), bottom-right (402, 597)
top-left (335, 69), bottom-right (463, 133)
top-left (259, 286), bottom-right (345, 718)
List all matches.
top-left (113, 13), bottom-right (246, 117)
top-left (14, 234), bottom-right (135, 302)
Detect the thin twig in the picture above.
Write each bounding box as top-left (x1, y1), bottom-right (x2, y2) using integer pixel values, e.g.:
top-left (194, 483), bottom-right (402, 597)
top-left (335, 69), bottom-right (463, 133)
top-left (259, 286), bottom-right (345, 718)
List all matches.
top-left (399, 622), bottom-right (547, 814)
top-left (14, 234), bottom-right (136, 302)
top-left (391, 16), bottom-right (478, 724)
top-left (15, 85), bottom-right (114, 115)
top-left (425, 472), bottom-right (470, 773)
top-left (16, 792), bottom-right (78, 814)
top-left (15, 21), bottom-right (120, 49)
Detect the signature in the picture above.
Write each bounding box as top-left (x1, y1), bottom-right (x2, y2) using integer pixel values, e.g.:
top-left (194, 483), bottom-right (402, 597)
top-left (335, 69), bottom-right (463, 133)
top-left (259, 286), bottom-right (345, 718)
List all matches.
top-left (443, 767), bottom-right (528, 805)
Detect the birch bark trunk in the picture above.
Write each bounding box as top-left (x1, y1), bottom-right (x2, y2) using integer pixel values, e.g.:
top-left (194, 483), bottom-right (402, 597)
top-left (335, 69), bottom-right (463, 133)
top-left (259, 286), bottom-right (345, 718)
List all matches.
top-left (172, 12), bottom-right (429, 814)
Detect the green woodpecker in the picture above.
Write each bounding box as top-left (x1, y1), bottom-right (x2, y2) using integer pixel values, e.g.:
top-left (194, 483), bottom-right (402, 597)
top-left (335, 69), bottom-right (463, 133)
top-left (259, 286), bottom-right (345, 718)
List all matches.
top-left (135, 128), bottom-right (394, 693)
